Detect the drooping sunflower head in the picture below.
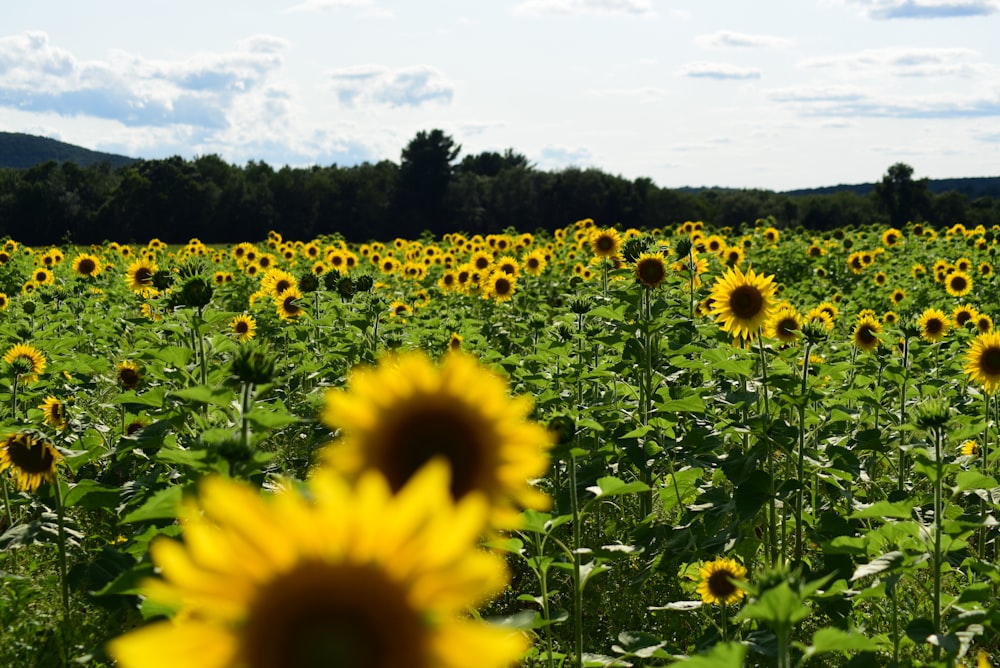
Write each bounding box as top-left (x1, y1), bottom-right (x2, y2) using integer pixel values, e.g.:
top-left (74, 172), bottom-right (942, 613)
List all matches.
top-left (116, 360), bottom-right (143, 390)
top-left (918, 308), bottom-right (950, 343)
top-left (697, 557), bottom-right (748, 606)
top-left (709, 266), bottom-right (778, 341)
top-left (0, 430), bottom-right (62, 492)
top-left (3, 343), bottom-right (47, 384)
top-left (634, 252), bottom-right (668, 289)
top-left (107, 462), bottom-right (528, 668)
top-left (852, 315), bottom-right (882, 352)
top-left (230, 314), bottom-right (257, 342)
top-left (39, 395), bottom-right (68, 430)
top-left (946, 270), bottom-right (973, 297)
top-left (318, 351), bottom-right (553, 529)
top-left (965, 332), bottom-right (1000, 393)
top-left (590, 228), bottom-right (622, 258)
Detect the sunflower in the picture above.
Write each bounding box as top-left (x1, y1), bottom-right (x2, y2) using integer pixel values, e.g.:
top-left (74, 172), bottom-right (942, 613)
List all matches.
top-left (389, 300), bottom-right (411, 318)
top-left (890, 288), bottom-right (906, 305)
top-left (0, 431), bottom-right (62, 492)
top-left (847, 252), bottom-right (866, 274)
top-left (106, 462), bottom-right (527, 668)
top-left (946, 271), bottom-right (973, 297)
top-left (980, 262), bottom-right (993, 277)
top-left (0, 293), bottom-right (7, 310)
top-left (882, 227), bottom-right (902, 246)
top-left (39, 395), bottom-right (68, 430)
top-left (590, 228), bottom-right (622, 258)
top-left (318, 351), bottom-right (553, 529)
top-left (3, 343), bottom-right (47, 383)
top-left (961, 439), bottom-right (980, 457)
top-left (919, 308), bottom-right (950, 343)
top-left (72, 253), bottom-right (102, 278)
top-left (763, 227), bottom-right (780, 244)
top-left (766, 304), bottom-right (801, 344)
top-left (230, 314), bottom-right (257, 342)
top-left (634, 252), bottom-right (668, 289)
top-left (448, 332), bottom-right (463, 352)
top-left (697, 557), bottom-right (747, 606)
top-left (953, 304), bottom-right (979, 329)
top-left (32, 267), bottom-right (55, 285)
top-left (965, 332), bottom-right (1000, 393)
top-left (873, 272), bottom-right (887, 286)
top-left (117, 360), bottom-right (143, 390)
top-left (852, 315), bottom-right (882, 352)
top-left (522, 249), bottom-right (547, 276)
top-left (261, 268), bottom-right (297, 298)
top-left (126, 258), bottom-right (158, 292)
top-left (977, 314), bottom-right (994, 334)
top-left (722, 246), bottom-right (744, 267)
top-left (482, 270), bottom-right (517, 302)
top-left (275, 286), bottom-right (305, 321)
top-left (883, 310), bottom-right (899, 326)
top-left (709, 266), bottom-right (777, 341)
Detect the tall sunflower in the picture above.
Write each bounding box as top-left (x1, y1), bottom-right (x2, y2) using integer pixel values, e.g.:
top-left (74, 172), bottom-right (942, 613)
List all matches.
top-left (766, 304), bottom-right (801, 343)
top-left (852, 315), bottom-right (882, 352)
top-left (0, 430), bottom-right (62, 492)
top-left (107, 462), bottom-right (527, 668)
top-left (634, 252), bottom-right (668, 289)
top-left (965, 332), bottom-right (1000, 393)
top-left (3, 343), bottom-right (47, 384)
top-left (709, 266), bottom-right (777, 341)
top-left (318, 351), bottom-right (553, 529)
top-left (126, 258), bottom-right (158, 292)
top-left (697, 557), bottom-right (747, 606)
top-left (918, 308), bottom-right (950, 343)
top-left (590, 228), bottom-right (622, 259)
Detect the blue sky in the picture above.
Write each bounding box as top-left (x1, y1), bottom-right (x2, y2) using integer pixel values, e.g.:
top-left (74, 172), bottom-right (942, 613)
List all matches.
top-left (1, 0), bottom-right (999, 190)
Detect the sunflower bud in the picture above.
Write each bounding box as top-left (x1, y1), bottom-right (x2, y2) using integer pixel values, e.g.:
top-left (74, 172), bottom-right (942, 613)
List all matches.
top-left (801, 320), bottom-right (828, 345)
top-left (621, 236), bottom-right (650, 264)
top-left (547, 415), bottom-right (575, 446)
top-left (231, 344), bottom-right (276, 386)
top-left (175, 277), bottom-right (213, 309)
top-left (21, 301), bottom-right (36, 316)
top-left (322, 268), bottom-right (342, 292)
top-left (354, 275), bottom-right (374, 293)
top-left (913, 397), bottom-right (951, 432)
top-left (298, 271), bottom-right (319, 294)
top-left (674, 237), bottom-right (693, 260)
top-left (569, 296), bottom-right (591, 315)
top-left (152, 269), bottom-right (174, 291)
top-left (337, 276), bottom-right (356, 300)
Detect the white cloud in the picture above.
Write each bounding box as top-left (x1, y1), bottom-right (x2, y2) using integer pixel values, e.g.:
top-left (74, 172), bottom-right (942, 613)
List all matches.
top-left (534, 145), bottom-right (593, 169)
top-left (770, 85), bottom-right (1000, 118)
top-left (801, 46), bottom-right (987, 77)
top-left (839, 0), bottom-right (1000, 19)
top-left (513, 0), bottom-right (655, 17)
top-left (328, 64), bottom-right (454, 108)
top-left (676, 62), bottom-right (762, 79)
top-left (583, 85), bottom-right (666, 98)
top-left (0, 31), bottom-right (287, 128)
top-left (694, 31), bottom-right (793, 49)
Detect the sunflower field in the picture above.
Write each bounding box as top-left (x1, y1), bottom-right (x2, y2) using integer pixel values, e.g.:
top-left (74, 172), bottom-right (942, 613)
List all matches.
top-left (1, 219), bottom-right (1000, 667)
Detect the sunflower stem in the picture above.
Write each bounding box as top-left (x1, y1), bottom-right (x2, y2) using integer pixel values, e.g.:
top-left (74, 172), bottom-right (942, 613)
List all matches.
top-left (1, 475), bottom-right (14, 541)
top-left (756, 333), bottom-right (777, 567)
top-left (10, 372), bottom-right (19, 418)
top-left (793, 340), bottom-right (813, 566)
top-left (568, 449), bottom-right (584, 668)
top-left (932, 422), bottom-right (944, 663)
top-left (240, 381), bottom-right (253, 453)
top-left (194, 310), bottom-right (208, 386)
top-left (53, 474), bottom-right (71, 633)
top-left (898, 337), bottom-right (910, 495)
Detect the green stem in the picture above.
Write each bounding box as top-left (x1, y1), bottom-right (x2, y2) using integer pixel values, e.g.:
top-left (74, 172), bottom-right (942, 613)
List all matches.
top-left (54, 476), bottom-right (70, 631)
top-left (1, 476), bottom-right (14, 539)
top-left (794, 341), bottom-right (813, 565)
top-left (240, 382), bottom-right (253, 452)
top-left (756, 333), bottom-right (777, 566)
top-left (10, 372), bottom-right (18, 418)
top-left (932, 426), bottom-right (943, 662)
top-left (568, 451), bottom-right (583, 668)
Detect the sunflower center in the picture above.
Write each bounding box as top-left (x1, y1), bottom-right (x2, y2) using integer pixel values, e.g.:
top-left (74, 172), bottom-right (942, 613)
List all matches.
top-left (728, 285), bottom-right (764, 319)
top-left (637, 258), bottom-right (666, 286)
top-left (707, 569), bottom-right (737, 599)
top-left (494, 277), bottom-right (512, 296)
top-left (5, 435), bottom-right (56, 474)
top-left (952, 276), bottom-right (968, 291)
top-left (135, 267), bottom-right (152, 284)
top-left (118, 368), bottom-right (141, 389)
top-left (957, 311), bottom-right (973, 326)
top-left (926, 319), bottom-right (943, 335)
top-left (236, 321), bottom-right (250, 334)
top-left (78, 258), bottom-right (96, 275)
top-left (858, 325), bottom-right (877, 345)
top-left (376, 403), bottom-right (488, 500)
top-left (981, 347), bottom-right (1000, 376)
top-left (241, 562), bottom-right (427, 668)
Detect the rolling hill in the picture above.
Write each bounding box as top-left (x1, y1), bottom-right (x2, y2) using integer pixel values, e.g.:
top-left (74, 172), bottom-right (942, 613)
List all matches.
top-left (0, 131), bottom-right (136, 169)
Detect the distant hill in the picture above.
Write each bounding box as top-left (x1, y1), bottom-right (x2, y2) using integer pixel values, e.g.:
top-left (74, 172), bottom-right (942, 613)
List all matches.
top-left (0, 131), bottom-right (136, 169)
top-left (783, 176), bottom-right (1000, 199)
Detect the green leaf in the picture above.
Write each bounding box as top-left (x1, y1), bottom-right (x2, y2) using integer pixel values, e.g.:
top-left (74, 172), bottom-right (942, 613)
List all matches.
top-left (121, 485), bottom-right (186, 524)
top-left (245, 405), bottom-right (300, 430)
top-left (63, 479), bottom-right (121, 510)
top-left (850, 501), bottom-right (915, 520)
top-left (803, 628), bottom-right (880, 657)
top-left (171, 386), bottom-right (235, 408)
top-left (586, 476), bottom-right (650, 499)
top-left (114, 387), bottom-right (166, 408)
top-left (851, 551), bottom-right (904, 581)
top-left (659, 467), bottom-right (703, 513)
top-left (671, 642), bottom-right (747, 667)
top-left (737, 581), bottom-right (811, 628)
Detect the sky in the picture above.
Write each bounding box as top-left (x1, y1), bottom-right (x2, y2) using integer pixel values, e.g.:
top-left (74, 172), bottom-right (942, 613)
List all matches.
top-left (1, 0), bottom-right (1000, 192)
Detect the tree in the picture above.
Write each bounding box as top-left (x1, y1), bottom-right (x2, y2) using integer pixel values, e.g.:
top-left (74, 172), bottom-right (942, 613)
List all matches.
top-left (392, 129), bottom-right (461, 237)
top-left (873, 162), bottom-right (932, 228)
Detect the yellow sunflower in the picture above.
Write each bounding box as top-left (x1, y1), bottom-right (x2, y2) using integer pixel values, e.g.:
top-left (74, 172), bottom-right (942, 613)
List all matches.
top-left (709, 266), bottom-right (777, 341)
top-left (634, 252), bottom-right (668, 289)
top-left (107, 462), bottom-right (527, 668)
top-left (3, 343), bottom-right (47, 383)
top-left (0, 293), bottom-right (8, 310)
top-left (230, 314), bottom-right (257, 342)
top-left (389, 300), bottom-right (411, 318)
top-left (482, 270), bottom-right (517, 302)
top-left (39, 395), bottom-right (68, 430)
top-left (275, 286), bottom-right (305, 321)
top-left (72, 253), bottom-right (102, 278)
top-left (961, 439), bottom-right (980, 457)
top-left (722, 246), bottom-right (745, 267)
top-left (126, 258), bottom-right (158, 292)
top-left (919, 308), bottom-right (950, 343)
top-left (697, 557), bottom-right (747, 606)
top-left (976, 314), bottom-right (994, 334)
top-left (766, 304), bottom-right (801, 343)
top-left (448, 332), bottom-right (463, 352)
top-left (117, 360), bottom-right (143, 390)
top-left (0, 430), bottom-right (62, 492)
top-left (965, 332), bottom-right (1000, 393)
top-left (946, 270), bottom-right (974, 297)
top-left (261, 268), bottom-right (297, 299)
top-left (590, 228), bottom-right (622, 258)
top-left (318, 351), bottom-right (553, 529)
top-left (953, 304), bottom-right (979, 329)
top-left (852, 315), bottom-right (882, 352)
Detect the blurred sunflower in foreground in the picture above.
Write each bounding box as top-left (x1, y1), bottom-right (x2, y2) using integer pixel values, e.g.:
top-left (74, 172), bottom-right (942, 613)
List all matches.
top-left (318, 350), bottom-right (553, 529)
top-left (107, 462), bottom-right (528, 668)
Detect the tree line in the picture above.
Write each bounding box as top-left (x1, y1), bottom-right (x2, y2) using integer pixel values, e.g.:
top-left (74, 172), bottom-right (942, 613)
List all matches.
top-left (0, 129), bottom-right (997, 246)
